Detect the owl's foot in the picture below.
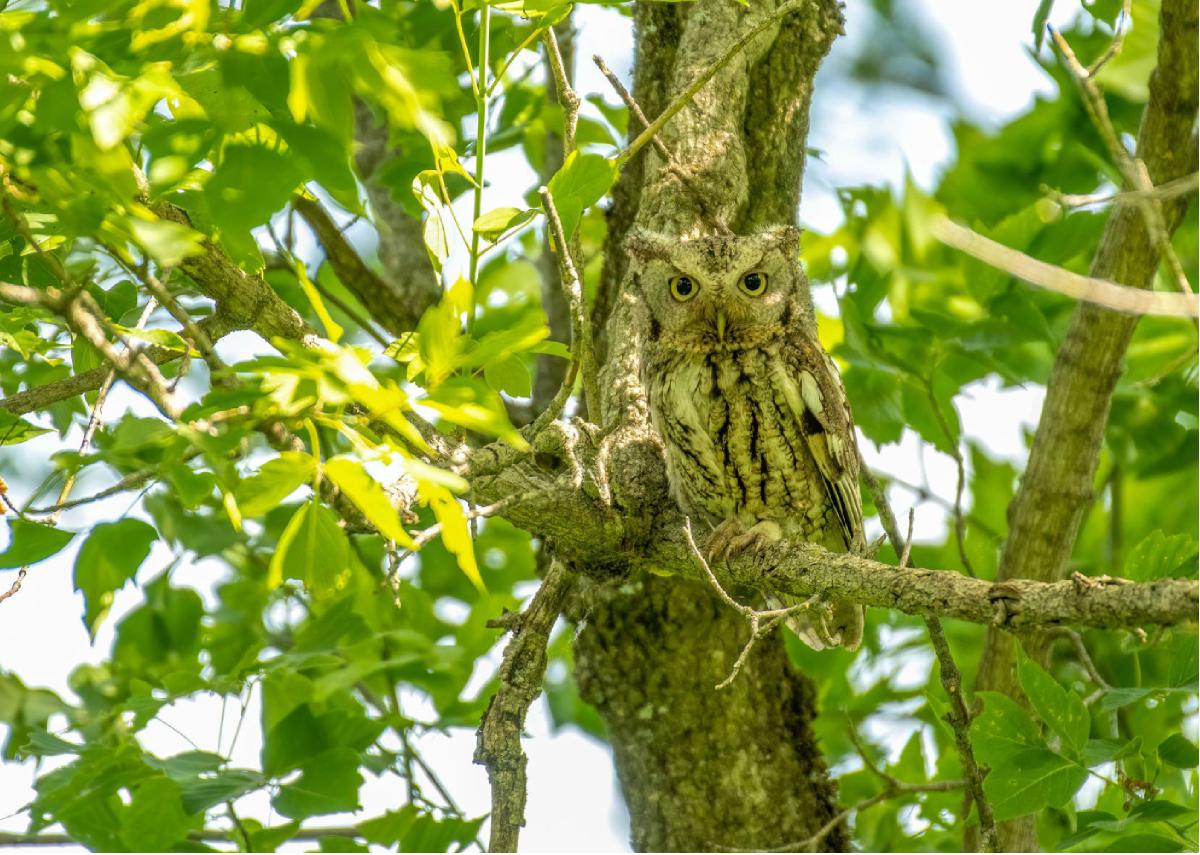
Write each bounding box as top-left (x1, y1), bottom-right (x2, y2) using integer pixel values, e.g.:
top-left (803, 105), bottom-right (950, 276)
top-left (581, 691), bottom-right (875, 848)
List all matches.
top-left (772, 595), bottom-right (864, 652)
top-left (705, 519), bottom-right (782, 566)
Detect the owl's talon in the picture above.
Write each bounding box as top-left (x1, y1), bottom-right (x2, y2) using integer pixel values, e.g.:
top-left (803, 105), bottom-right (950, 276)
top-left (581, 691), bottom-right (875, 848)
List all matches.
top-left (704, 519), bottom-right (743, 565)
top-left (704, 519), bottom-right (782, 566)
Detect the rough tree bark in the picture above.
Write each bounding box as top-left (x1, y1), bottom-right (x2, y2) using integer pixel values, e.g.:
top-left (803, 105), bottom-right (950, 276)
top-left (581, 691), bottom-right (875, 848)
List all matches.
top-left (568, 1), bottom-right (850, 850)
top-left (972, 0), bottom-right (1199, 849)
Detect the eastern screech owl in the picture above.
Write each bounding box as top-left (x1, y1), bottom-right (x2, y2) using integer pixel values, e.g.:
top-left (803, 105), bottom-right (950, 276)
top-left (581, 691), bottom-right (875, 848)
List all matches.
top-left (630, 226), bottom-right (866, 650)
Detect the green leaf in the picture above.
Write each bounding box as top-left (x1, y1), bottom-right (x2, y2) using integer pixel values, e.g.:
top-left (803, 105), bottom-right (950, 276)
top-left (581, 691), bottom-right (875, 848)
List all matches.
top-left (358, 805), bottom-right (484, 852)
top-left (268, 499), bottom-right (350, 595)
top-left (970, 691), bottom-right (1043, 767)
top-left (1017, 654), bottom-right (1090, 758)
top-left (546, 151), bottom-right (616, 240)
top-left (484, 354), bottom-right (532, 398)
top-left (1099, 833), bottom-right (1186, 853)
top-left (984, 747), bottom-right (1088, 821)
top-left (421, 483), bottom-right (484, 594)
top-left (263, 704), bottom-right (328, 775)
top-left (472, 207), bottom-right (537, 241)
top-left (148, 750), bottom-right (225, 779)
top-left (203, 143), bottom-right (305, 237)
top-left (1157, 733), bottom-right (1199, 768)
top-left (0, 519), bottom-right (75, 569)
top-left (0, 409), bottom-right (52, 445)
top-left (1082, 736), bottom-right (1141, 766)
top-left (294, 259), bottom-right (343, 343)
top-left (1128, 799), bottom-right (1194, 823)
top-left (176, 770), bottom-right (264, 814)
top-left (237, 452), bottom-right (315, 517)
top-left (120, 777), bottom-right (194, 852)
top-left (422, 378), bottom-right (528, 450)
top-left (73, 518), bottom-right (158, 636)
top-left (272, 747), bottom-right (362, 819)
top-left (1124, 530), bottom-right (1199, 581)
top-left (323, 457), bottom-right (414, 547)
top-left (24, 728), bottom-right (81, 756)
top-left (112, 325), bottom-right (192, 353)
top-left (1031, 0), bottom-right (1054, 50)
top-left (124, 215), bottom-right (204, 267)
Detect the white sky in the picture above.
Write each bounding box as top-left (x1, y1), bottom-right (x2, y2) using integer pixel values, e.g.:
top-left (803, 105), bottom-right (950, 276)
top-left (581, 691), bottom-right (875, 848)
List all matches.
top-left (0, 1), bottom-right (1087, 851)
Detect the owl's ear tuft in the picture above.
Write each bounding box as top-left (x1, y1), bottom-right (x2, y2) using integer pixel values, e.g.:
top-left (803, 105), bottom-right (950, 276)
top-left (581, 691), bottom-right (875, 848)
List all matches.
top-left (762, 225), bottom-right (802, 255)
top-left (624, 228), bottom-right (670, 263)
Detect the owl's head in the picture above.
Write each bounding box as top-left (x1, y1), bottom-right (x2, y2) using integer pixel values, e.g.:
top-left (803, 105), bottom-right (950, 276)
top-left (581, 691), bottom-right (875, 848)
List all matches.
top-left (626, 226), bottom-right (806, 351)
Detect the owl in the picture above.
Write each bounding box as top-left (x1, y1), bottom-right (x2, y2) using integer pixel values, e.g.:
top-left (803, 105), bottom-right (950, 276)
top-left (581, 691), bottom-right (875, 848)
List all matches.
top-left (629, 226), bottom-right (866, 650)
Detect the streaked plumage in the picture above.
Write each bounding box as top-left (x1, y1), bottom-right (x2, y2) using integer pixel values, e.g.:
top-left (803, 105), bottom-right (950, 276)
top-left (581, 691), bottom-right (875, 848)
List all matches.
top-left (630, 226), bottom-right (866, 650)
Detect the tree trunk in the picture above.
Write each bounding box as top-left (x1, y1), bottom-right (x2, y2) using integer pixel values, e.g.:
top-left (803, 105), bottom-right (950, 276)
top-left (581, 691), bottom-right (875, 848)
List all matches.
top-left (570, 1), bottom-right (848, 849)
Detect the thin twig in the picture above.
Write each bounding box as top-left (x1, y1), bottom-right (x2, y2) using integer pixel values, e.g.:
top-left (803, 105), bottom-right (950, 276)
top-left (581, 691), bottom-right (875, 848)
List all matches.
top-left (542, 28), bottom-right (579, 154)
top-left (926, 387), bottom-right (977, 578)
top-left (1048, 627), bottom-right (1111, 690)
top-left (898, 508), bottom-right (915, 571)
top-left (592, 54), bottom-right (731, 235)
top-left (682, 518), bottom-right (819, 689)
top-left (760, 772), bottom-right (966, 853)
top-left (1049, 24), bottom-right (1194, 297)
top-left (0, 312), bottom-right (241, 417)
top-left (474, 559), bottom-right (572, 853)
top-left (858, 458), bottom-right (998, 852)
top-left (1047, 172), bottom-right (1197, 209)
top-left (537, 187), bottom-right (601, 422)
top-left (931, 216), bottom-right (1199, 317)
top-left (621, 0), bottom-right (809, 164)
top-left (1087, 0), bottom-right (1132, 75)
top-left (924, 616), bottom-right (999, 852)
top-left (0, 829), bottom-right (365, 847)
top-left (0, 282), bottom-right (182, 417)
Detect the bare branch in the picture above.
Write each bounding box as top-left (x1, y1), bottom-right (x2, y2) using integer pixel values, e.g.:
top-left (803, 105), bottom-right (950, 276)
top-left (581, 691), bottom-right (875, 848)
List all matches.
top-left (858, 458), bottom-right (998, 851)
top-left (1049, 22), bottom-right (1194, 296)
top-left (292, 193), bottom-right (417, 337)
top-left (0, 313), bottom-right (241, 417)
top-left (542, 28), bottom-right (579, 153)
top-left (1049, 172), bottom-right (1198, 210)
top-left (681, 518), bottom-right (816, 689)
top-left (924, 616), bottom-right (999, 853)
top-left (474, 559), bottom-right (572, 853)
top-left (593, 54), bottom-right (730, 235)
top-left (931, 216), bottom-right (1199, 317)
top-left (0, 282), bottom-right (181, 418)
top-left (621, 0), bottom-right (812, 164)
top-left (536, 187), bottom-right (601, 423)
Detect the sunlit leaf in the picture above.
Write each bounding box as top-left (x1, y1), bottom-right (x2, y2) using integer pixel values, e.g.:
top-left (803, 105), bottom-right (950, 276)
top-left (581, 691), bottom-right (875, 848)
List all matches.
top-left (324, 457), bottom-right (414, 547)
top-left (0, 410), bottom-right (51, 446)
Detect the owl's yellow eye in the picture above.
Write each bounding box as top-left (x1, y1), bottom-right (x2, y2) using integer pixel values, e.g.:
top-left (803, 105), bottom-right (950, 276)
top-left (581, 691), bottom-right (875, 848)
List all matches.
top-left (739, 271), bottom-right (767, 296)
top-left (670, 276), bottom-right (697, 302)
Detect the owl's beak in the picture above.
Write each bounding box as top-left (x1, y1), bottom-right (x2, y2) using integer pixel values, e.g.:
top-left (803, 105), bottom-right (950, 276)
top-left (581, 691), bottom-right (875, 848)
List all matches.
top-left (715, 310), bottom-right (727, 342)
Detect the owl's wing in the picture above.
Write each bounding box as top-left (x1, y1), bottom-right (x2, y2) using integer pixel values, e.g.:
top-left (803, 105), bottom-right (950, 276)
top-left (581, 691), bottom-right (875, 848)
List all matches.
top-left (778, 336), bottom-right (866, 552)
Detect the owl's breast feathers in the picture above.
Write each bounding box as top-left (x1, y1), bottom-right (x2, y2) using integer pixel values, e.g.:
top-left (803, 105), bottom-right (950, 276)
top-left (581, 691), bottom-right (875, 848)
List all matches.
top-left (645, 337), bottom-right (865, 553)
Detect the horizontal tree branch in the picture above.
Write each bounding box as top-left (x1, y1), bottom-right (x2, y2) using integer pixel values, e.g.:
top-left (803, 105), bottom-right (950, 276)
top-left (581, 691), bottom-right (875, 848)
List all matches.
top-left (149, 200), bottom-right (323, 346)
top-left (0, 828), bottom-right (360, 847)
top-left (660, 527), bottom-right (1197, 632)
top-left (932, 216), bottom-right (1199, 317)
top-left (0, 313), bottom-right (243, 416)
top-left (464, 431), bottom-right (1198, 633)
